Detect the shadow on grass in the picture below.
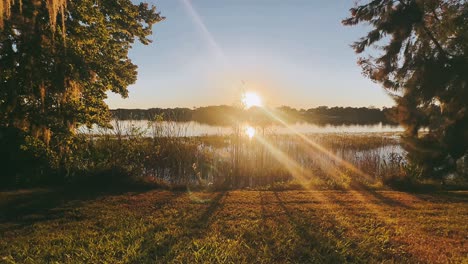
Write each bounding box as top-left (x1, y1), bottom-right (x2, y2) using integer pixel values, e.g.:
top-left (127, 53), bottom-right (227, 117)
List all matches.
top-left (413, 191), bottom-right (468, 203)
top-left (350, 181), bottom-right (413, 209)
top-left (273, 191), bottom-right (351, 263)
top-left (130, 191), bottom-right (227, 263)
top-left (323, 191), bottom-right (403, 261)
top-left (191, 191), bottom-right (227, 230)
top-left (259, 191), bottom-right (267, 229)
top-left (0, 185), bottom-right (158, 233)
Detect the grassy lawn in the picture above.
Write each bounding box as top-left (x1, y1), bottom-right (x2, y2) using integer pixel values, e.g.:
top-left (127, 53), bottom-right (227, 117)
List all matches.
top-left (1, 189), bottom-right (467, 263)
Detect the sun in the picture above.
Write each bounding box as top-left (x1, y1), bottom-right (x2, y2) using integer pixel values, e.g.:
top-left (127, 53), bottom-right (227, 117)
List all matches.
top-left (241, 92), bottom-right (263, 109)
top-left (245, 126), bottom-right (256, 139)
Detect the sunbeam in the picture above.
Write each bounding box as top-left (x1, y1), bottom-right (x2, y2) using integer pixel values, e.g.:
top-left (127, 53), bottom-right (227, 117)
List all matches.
top-left (259, 107), bottom-right (374, 181)
top-left (180, 0), bottom-right (251, 99)
top-left (254, 134), bottom-right (312, 187)
top-left (180, 0), bottom-right (227, 62)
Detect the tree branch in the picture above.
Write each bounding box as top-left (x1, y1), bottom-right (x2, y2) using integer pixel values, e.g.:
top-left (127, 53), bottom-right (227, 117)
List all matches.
top-left (421, 24), bottom-right (453, 58)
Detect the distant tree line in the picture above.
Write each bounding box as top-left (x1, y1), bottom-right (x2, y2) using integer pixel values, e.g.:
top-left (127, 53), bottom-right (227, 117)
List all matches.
top-left (110, 106), bottom-right (398, 126)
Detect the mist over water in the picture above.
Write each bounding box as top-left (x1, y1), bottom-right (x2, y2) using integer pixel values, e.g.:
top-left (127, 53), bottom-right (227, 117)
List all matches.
top-left (79, 120), bottom-right (403, 137)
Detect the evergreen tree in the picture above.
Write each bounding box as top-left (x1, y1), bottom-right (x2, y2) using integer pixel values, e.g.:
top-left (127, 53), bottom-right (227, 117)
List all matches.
top-left (343, 0), bottom-right (468, 179)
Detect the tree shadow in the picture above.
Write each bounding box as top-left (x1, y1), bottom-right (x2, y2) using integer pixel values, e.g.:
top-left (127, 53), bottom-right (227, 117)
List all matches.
top-left (151, 191), bottom-right (186, 210)
top-left (0, 186), bottom-right (160, 233)
top-left (326, 189), bottom-right (467, 263)
top-left (130, 191), bottom-right (227, 263)
top-left (323, 189), bottom-right (458, 263)
top-left (323, 191), bottom-right (402, 260)
top-left (273, 191), bottom-right (351, 263)
top-left (190, 191), bottom-right (227, 230)
top-left (413, 191), bottom-right (468, 203)
top-left (259, 191), bottom-right (267, 228)
top-left (350, 182), bottom-right (413, 209)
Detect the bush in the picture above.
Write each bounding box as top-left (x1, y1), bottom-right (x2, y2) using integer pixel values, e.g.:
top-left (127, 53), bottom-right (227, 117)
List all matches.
top-left (0, 127), bottom-right (59, 188)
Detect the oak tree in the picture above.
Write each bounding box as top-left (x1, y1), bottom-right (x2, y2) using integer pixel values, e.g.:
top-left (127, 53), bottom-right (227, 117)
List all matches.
top-left (0, 0), bottom-right (163, 183)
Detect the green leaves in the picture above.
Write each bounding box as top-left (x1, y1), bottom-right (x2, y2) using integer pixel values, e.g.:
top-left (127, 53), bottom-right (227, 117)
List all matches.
top-left (344, 0), bottom-right (468, 178)
top-left (0, 0), bottom-right (163, 182)
top-left (1, 0), bottom-right (163, 135)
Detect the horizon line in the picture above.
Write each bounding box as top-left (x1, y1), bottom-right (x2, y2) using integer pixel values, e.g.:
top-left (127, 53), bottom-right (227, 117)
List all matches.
top-left (110, 104), bottom-right (396, 111)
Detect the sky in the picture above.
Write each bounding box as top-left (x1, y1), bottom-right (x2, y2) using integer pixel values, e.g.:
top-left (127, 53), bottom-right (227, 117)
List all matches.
top-left (106, 0), bottom-right (395, 109)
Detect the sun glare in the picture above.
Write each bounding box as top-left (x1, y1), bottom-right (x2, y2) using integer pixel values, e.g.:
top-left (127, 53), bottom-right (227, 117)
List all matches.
top-left (245, 126), bottom-right (256, 139)
top-left (242, 92), bottom-right (263, 109)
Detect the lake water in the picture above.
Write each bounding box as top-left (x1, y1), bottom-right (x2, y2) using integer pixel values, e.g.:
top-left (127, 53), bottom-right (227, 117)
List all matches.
top-left (78, 120), bottom-right (404, 137)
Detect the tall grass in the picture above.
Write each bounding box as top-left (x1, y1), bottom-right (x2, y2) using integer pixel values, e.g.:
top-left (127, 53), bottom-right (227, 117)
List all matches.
top-left (73, 119), bottom-right (415, 190)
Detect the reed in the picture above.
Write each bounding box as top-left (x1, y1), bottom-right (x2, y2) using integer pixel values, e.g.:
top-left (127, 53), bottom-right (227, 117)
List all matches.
top-left (73, 119), bottom-right (413, 190)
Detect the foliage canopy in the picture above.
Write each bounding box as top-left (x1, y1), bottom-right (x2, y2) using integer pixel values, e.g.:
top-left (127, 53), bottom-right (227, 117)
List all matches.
top-left (344, 0), bottom-right (468, 178)
top-left (0, 0), bottom-right (163, 184)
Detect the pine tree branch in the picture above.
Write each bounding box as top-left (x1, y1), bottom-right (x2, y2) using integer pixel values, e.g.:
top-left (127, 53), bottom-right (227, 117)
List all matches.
top-left (397, 0), bottom-right (453, 58)
top-left (421, 24), bottom-right (453, 58)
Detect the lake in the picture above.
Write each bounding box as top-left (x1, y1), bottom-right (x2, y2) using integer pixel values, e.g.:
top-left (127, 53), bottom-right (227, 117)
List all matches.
top-left (78, 120), bottom-right (403, 137)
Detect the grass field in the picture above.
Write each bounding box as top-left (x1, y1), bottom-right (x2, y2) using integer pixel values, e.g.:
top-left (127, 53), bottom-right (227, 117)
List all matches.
top-left (1, 189), bottom-right (467, 263)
